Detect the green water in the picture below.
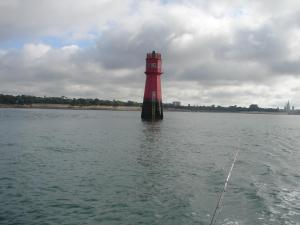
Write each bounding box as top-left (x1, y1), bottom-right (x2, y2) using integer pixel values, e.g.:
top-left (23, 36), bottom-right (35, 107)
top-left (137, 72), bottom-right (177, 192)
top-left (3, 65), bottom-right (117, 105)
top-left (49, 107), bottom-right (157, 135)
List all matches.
top-left (0, 109), bottom-right (299, 225)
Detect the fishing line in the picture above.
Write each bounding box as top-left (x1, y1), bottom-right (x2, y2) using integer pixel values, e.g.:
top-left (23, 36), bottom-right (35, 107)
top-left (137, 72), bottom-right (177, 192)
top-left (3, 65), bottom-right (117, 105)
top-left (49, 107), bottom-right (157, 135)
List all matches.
top-left (209, 144), bottom-right (241, 225)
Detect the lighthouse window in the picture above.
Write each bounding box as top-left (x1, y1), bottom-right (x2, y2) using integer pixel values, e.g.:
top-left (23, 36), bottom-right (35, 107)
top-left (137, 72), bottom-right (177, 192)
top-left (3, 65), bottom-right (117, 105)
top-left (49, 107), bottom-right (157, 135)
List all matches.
top-left (147, 63), bottom-right (157, 68)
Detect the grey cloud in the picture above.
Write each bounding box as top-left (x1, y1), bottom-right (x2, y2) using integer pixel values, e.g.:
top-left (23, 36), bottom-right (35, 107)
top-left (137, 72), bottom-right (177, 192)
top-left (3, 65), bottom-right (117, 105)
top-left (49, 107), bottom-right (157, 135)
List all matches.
top-left (218, 26), bottom-right (286, 61)
top-left (1, 1), bottom-right (300, 107)
top-left (92, 22), bottom-right (171, 70)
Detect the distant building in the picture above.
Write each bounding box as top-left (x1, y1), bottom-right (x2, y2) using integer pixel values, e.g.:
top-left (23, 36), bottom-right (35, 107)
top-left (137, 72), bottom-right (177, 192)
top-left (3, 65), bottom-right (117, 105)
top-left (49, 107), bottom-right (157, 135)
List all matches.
top-left (172, 101), bottom-right (181, 107)
top-left (284, 101), bottom-right (291, 112)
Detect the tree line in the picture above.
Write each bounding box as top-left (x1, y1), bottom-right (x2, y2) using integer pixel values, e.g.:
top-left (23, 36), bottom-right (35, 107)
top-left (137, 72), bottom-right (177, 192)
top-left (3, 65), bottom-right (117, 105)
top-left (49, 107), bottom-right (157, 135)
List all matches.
top-left (0, 94), bottom-right (141, 107)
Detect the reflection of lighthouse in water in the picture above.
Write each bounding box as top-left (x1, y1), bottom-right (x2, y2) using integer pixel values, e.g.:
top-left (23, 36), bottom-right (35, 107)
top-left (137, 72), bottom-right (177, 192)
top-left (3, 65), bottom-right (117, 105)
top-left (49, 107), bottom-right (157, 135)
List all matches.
top-left (141, 51), bottom-right (163, 120)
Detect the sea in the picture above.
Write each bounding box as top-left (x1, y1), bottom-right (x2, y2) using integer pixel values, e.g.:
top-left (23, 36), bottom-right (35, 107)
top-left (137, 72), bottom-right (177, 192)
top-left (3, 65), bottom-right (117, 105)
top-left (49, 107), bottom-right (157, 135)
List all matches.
top-left (0, 108), bottom-right (299, 225)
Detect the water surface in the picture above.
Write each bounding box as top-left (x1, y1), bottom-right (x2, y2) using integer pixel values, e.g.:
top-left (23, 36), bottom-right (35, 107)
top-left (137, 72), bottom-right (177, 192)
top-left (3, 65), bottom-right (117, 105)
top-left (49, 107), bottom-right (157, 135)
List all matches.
top-left (0, 109), bottom-right (299, 224)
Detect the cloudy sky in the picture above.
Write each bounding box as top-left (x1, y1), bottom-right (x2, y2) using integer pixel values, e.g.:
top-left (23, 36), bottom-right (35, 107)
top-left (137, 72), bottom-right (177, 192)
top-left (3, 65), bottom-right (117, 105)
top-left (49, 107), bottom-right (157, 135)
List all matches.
top-left (0, 0), bottom-right (300, 107)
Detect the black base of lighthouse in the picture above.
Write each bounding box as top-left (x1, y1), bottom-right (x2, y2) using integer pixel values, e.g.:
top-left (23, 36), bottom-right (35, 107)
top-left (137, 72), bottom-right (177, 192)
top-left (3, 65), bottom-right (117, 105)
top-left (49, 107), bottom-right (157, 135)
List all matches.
top-left (141, 100), bottom-right (163, 121)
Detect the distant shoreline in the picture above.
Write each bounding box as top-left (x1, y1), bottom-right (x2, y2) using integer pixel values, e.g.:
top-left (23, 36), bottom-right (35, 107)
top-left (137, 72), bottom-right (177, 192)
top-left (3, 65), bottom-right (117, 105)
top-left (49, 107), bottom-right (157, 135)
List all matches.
top-left (1, 104), bottom-right (299, 115)
top-left (0, 104), bottom-right (141, 111)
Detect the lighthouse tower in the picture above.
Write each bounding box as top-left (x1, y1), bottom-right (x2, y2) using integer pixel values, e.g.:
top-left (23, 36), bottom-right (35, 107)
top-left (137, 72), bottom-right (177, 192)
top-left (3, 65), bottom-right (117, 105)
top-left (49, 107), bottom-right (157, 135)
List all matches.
top-left (141, 51), bottom-right (163, 120)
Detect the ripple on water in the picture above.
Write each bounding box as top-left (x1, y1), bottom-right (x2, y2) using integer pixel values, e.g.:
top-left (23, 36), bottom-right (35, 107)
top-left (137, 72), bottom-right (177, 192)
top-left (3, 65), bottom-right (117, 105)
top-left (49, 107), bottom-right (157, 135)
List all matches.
top-left (44, 146), bottom-right (77, 153)
top-left (1, 110), bottom-right (300, 225)
top-left (253, 179), bottom-right (300, 225)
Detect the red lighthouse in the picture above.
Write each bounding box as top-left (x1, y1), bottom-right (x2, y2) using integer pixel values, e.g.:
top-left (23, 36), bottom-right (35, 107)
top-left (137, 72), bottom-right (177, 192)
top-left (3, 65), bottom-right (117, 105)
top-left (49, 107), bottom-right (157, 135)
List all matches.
top-left (141, 51), bottom-right (163, 120)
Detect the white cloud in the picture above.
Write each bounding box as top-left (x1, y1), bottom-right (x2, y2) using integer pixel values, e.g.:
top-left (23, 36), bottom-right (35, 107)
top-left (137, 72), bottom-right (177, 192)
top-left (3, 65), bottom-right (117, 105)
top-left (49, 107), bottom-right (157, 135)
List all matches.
top-left (0, 0), bottom-right (131, 41)
top-left (22, 44), bottom-right (51, 61)
top-left (0, 0), bottom-right (300, 108)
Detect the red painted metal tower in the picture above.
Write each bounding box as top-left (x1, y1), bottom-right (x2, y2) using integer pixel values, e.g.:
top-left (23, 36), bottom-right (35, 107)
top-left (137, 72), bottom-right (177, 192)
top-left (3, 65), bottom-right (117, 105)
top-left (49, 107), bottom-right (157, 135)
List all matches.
top-left (141, 51), bottom-right (163, 120)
